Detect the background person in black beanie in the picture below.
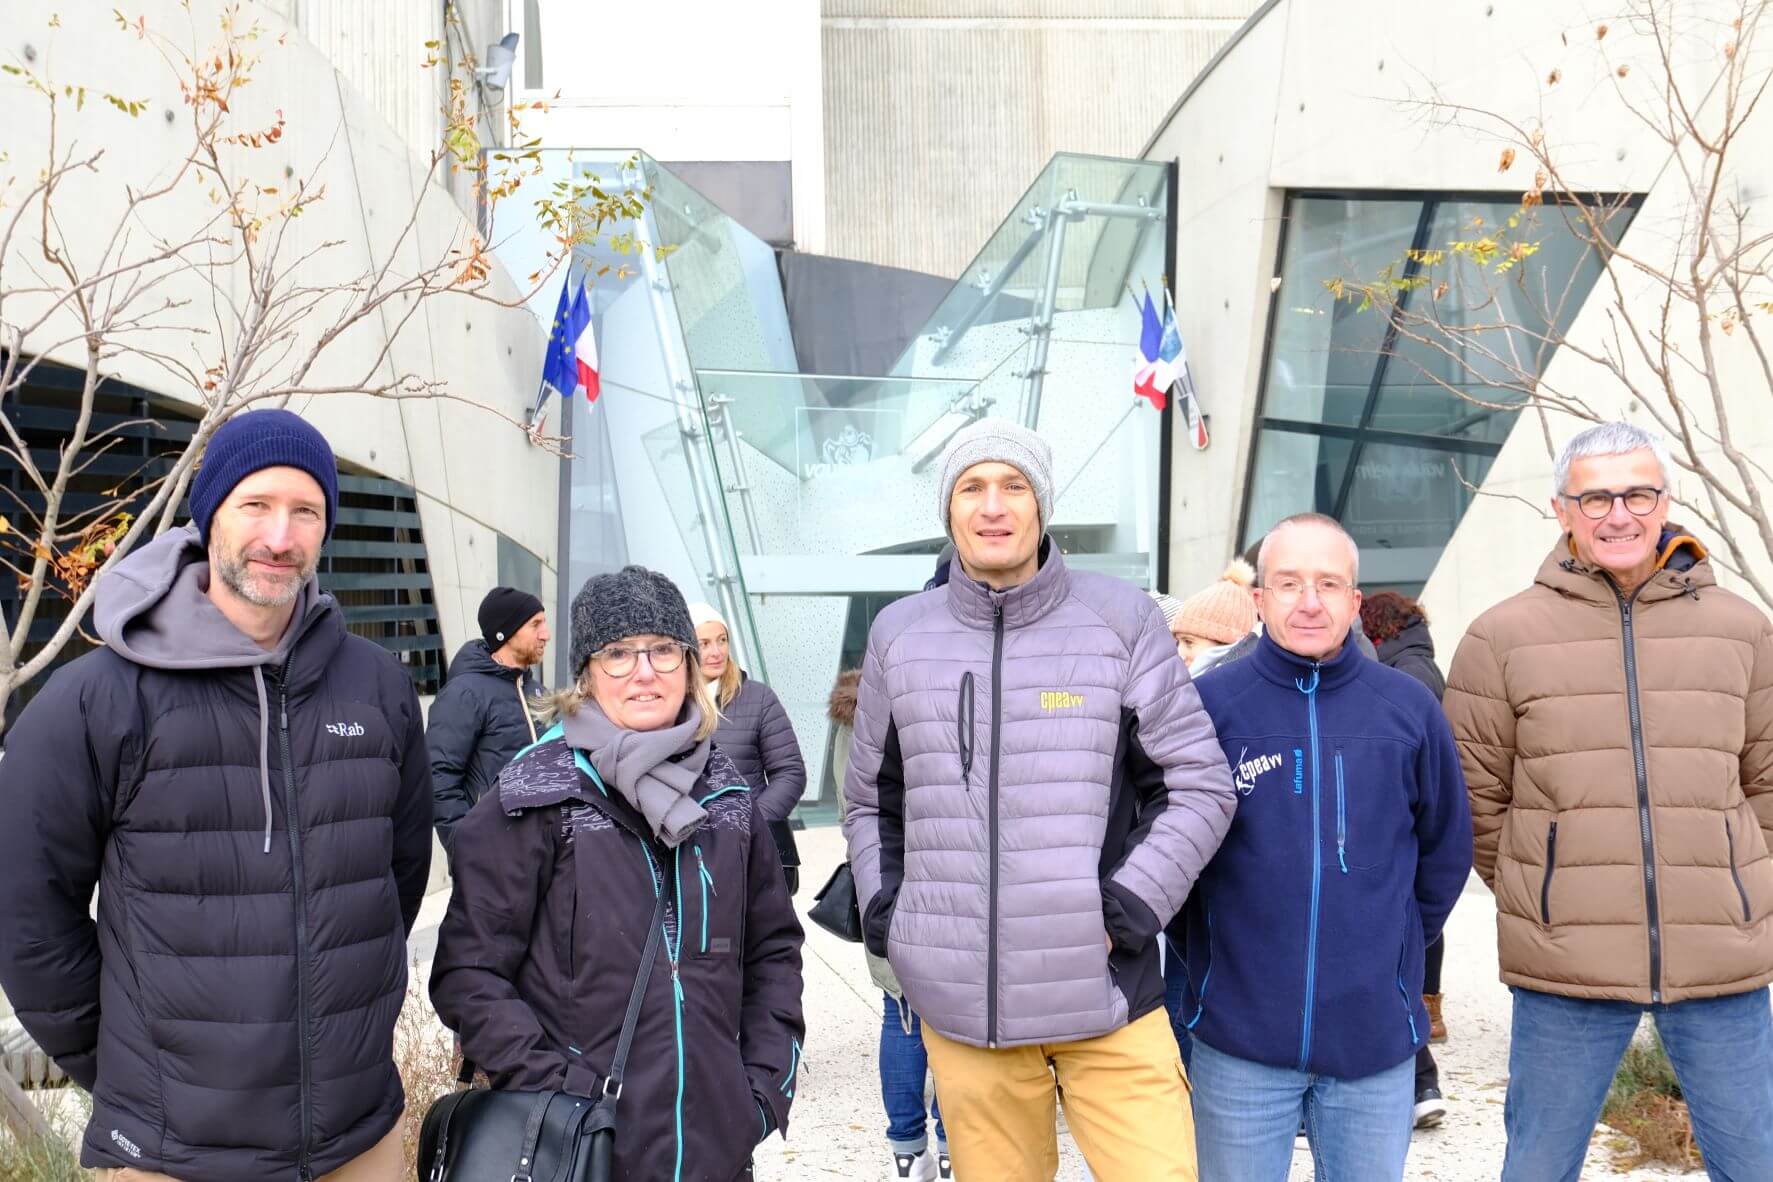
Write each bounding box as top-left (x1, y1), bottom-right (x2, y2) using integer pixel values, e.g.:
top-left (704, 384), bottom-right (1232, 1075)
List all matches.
top-left (428, 586), bottom-right (550, 861)
top-left (0, 408), bottom-right (430, 1181)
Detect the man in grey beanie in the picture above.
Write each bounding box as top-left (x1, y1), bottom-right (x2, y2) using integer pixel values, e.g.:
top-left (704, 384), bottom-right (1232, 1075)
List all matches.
top-left (846, 418), bottom-right (1236, 1180)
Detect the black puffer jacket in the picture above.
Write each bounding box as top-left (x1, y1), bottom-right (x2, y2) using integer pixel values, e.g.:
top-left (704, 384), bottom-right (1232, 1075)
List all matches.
top-left (430, 731), bottom-right (805, 1182)
top-left (0, 527), bottom-right (433, 1181)
top-left (429, 639), bottom-right (538, 858)
top-left (1375, 616), bottom-right (1445, 700)
top-left (714, 676), bottom-right (805, 823)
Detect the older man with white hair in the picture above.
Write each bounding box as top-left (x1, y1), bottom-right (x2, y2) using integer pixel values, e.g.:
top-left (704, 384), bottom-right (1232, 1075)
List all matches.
top-left (1446, 421), bottom-right (1773, 1181)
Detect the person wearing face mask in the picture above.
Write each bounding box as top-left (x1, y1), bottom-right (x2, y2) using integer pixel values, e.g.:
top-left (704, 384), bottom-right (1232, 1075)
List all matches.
top-left (1179, 513), bottom-right (1472, 1182)
top-left (430, 565), bottom-right (805, 1182)
top-left (690, 602), bottom-right (805, 893)
top-left (0, 410), bottom-right (432, 1182)
top-left (1446, 421), bottom-right (1773, 1181)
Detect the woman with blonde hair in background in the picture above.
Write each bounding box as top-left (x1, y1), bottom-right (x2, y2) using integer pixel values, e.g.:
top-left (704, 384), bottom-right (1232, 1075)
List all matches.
top-left (691, 602), bottom-right (806, 892)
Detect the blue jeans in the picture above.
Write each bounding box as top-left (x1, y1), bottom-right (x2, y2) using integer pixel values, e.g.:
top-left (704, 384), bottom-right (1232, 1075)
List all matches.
top-left (881, 994), bottom-right (944, 1152)
top-left (1503, 986), bottom-right (1773, 1182)
top-left (1190, 1038), bottom-right (1413, 1182)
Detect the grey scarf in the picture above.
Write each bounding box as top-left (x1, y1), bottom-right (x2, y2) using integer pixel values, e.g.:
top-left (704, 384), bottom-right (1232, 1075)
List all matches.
top-left (562, 700), bottom-right (711, 847)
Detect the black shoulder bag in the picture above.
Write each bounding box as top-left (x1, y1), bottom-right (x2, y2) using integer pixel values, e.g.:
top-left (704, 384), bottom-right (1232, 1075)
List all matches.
top-left (808, 861), bottom-right (864, 943)
top-left (419, 888), bottom-right (668, 1182)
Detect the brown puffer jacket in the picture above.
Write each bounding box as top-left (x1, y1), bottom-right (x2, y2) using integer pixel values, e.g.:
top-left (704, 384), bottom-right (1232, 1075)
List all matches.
top-left (1445, 531), bottom-right (1773, 1004)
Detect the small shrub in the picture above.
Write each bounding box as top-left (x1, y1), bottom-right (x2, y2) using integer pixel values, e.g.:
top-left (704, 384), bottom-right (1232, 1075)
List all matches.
top-left (1602, 1035), bottom-right (1702, 1170)
top-left (394, 968), bottom-right (458, 1181)
top-left (0, 1089), bottom-right (89, 1182)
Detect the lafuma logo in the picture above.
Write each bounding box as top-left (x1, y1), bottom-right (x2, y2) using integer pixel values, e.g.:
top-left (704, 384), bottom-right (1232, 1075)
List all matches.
top-left (110, 1129), bottom-right (143, 1159)
top-left (326, 722), bottom-right (366, 737)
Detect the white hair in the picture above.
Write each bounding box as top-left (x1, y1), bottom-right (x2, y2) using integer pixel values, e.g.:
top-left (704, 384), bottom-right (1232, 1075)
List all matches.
top-left (1553, 422), bottom-right (1673, 494)
top-left (1256, 512), bottom-right (1360, 584)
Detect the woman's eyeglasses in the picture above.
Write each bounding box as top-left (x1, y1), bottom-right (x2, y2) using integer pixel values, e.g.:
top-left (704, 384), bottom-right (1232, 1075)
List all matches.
top-left (590, 641), bottom-right (688, 678)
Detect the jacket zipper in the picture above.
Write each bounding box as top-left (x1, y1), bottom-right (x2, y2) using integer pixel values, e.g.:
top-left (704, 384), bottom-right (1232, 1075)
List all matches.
top-left (1727, 818), bottom-right (1752, 923)
top-left (1334, 749), bottom-right (1348, 875)
top-left (987, 600), bottom-right (1005, 1047)
top-left (1184, 906), bottom-right (1214, 1030)
top-left (1541, 821), bottom-right (1559, 924)
top-left (1615, 586), bottom-right (1664, 1002)
top-left (274, 657), bottom-right (315, 1182)
top-left (1297, 666), bottom-right (1323, 1071)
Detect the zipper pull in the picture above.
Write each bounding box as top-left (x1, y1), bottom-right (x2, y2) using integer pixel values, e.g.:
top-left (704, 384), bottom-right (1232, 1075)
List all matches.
top-left (696, 846), bottom-right (717, 894)
top-left (1337, 843), bottom-right (1348, 874)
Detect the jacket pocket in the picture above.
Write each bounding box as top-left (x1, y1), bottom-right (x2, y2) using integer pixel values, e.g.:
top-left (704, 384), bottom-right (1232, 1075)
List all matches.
top-left (1182, 906), bottom-right (1215, 1032)
top-left (958, 672), bottom-right (975, 782)
top-left (1727, 817), bottom-right (1753, 924)
top-left (1334, 749), bottom-right (1349, 875)
top-left (1540, 820), bottom-right (1559, 925)
top-left (1395, 908), bottom-right (1422, 1046)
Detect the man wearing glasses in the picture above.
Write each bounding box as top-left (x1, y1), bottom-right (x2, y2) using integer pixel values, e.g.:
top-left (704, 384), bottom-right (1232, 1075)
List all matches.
top-left (1179, 512), bottom-right (1472, 1181)
top-left (1446, 421), bottom-right (1773, 1179)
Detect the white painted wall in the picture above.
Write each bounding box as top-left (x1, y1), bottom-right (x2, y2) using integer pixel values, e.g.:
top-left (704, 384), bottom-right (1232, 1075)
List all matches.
top-left (1145, 0), bottom-right (1773, 659)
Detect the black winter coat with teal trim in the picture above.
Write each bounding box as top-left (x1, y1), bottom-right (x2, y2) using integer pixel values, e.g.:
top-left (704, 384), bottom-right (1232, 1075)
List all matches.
top-left (429, 730), bottom-right (805, 1182)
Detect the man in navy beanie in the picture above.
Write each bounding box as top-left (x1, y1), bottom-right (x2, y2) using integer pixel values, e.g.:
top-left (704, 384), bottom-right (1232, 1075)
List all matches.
top-left (0, 406), bottom-right (432, 1180)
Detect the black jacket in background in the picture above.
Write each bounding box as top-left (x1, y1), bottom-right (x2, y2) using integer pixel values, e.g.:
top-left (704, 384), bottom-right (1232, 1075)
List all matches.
top-left (1375, 616), bottom-right (1445, 700)
top-left (715, 675), bottom-right (805, 823)
top-left (0, 530), bottom-right (432, 1182)
top-left (431, 735), bottom-right (805, 1182)
top-left (428, 639), bottom-right (538, 857)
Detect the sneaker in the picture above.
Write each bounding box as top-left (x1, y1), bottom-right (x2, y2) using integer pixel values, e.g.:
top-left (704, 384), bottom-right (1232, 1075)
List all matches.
top-left (1413, 1086), bottom-right (1447, 1129)
top-left (938, 1149), bottom-right (954, 1180)
top-left (889, 1147), bottom-right (938, 1182)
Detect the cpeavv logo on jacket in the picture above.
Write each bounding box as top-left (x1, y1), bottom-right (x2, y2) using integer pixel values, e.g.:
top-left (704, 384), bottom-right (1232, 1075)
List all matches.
top-left (325, 721), bottom-right (366, 737)
top-left (1232, 746), bottom-right (1286, 796)
top-left (1039, 690), bottom-right (1086, 712)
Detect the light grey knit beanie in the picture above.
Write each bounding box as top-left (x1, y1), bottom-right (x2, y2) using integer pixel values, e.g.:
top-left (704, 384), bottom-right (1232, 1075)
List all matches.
top-left (937, 418), bottom-right (1055, 538)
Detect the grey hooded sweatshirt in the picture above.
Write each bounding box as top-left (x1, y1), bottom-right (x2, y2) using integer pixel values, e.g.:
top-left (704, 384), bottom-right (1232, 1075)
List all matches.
top-left (843, 542), bottom-right (1237, 1048)
top-left (0, 525), bottom-right (433, 1181)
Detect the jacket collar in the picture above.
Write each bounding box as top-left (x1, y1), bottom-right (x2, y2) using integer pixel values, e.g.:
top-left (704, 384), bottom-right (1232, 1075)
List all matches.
top-left (944, 537), bottom-right (1070, 630)
top-left (1249, 627), bottom-right (1366, 692)
top-left (1536, 526), bottom-right (1715, 606)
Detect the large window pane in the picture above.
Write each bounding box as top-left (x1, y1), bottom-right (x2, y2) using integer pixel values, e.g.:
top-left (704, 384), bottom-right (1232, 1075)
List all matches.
top-left (1241, 192), bottom-right (1637, 589)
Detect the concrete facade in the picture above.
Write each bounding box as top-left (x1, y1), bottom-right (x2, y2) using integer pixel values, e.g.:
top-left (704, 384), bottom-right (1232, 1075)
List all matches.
top-left (0, 0), bottom-right (557, 673)
top-left (1146, 0), bottom-right (1773, 657)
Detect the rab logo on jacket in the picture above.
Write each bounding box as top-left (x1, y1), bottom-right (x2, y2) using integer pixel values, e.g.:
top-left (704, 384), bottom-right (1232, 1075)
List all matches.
top-left (326, 722), bottom-right (366, 737)
top-left (1232, 746), bottom-right (1285, 796)
top-left (1040, 691), bottom-right (1086, 712)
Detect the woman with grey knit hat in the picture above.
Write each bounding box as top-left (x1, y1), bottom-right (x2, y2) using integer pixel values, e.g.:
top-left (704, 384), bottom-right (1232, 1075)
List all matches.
top-left (431, 565), bottom-right (806, 1182)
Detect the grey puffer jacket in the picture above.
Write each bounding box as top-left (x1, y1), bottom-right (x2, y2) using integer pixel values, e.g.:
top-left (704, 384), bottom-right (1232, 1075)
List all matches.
top-left (843, 542), bottom-right (1237, 1047)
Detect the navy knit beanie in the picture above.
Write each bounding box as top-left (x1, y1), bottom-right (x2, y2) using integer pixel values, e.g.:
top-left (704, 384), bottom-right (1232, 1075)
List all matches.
top-left (190, 409), bottom-right (339, 543)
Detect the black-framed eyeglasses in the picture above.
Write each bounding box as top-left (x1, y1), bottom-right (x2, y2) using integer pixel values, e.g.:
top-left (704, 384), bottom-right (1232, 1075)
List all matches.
top-left (1562, 486), bottom-right (1664, 520)
top-left (590, 641), bottom-right (688, 678)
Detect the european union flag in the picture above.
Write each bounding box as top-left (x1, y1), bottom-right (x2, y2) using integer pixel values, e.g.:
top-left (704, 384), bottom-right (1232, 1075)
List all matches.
top-left (541, 277), bottom-right (588, 397)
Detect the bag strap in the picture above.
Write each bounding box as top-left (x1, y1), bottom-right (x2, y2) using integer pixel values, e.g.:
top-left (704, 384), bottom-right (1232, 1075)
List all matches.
top-left (604, 885), bottom-right (670, 1099)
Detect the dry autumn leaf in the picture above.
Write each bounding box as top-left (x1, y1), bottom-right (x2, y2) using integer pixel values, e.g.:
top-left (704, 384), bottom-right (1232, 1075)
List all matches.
top-left (1499, 147), bottom-right (1517, 172)
top-left (1548, 68), bottom-right (1562, 85)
